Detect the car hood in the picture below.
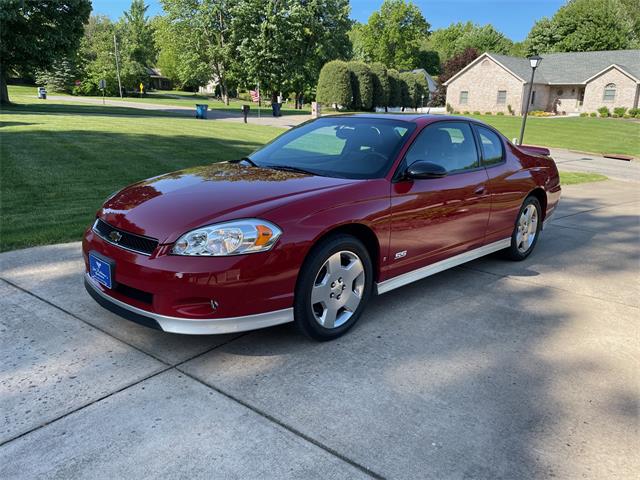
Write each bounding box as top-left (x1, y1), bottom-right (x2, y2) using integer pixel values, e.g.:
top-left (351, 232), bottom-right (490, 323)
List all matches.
top-left (99, 163), bottom-right (354, 243)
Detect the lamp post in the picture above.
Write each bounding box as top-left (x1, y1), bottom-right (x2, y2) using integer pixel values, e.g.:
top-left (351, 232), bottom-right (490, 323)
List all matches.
top-left (518, 55), bottom-right (542, 145)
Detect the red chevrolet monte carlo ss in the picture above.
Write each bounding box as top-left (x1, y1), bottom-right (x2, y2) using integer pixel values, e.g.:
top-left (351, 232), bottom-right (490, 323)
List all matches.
top-left (83, 114), bottom-right (561, 340)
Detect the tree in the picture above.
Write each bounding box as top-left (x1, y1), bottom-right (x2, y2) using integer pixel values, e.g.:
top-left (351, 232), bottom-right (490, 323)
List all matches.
top-left (347, 61), bottom-right (373, 110)
top-left (356, 0), bottom-right (430, 70)
top-left (151, 14), bottom-right (212, 91)
top-left (348, 23), bottom-right (370, 63)
top-left (524, 0), bottom-right (638, 55)
top-left (35, 58), bottom-right (79, 93)
top-left (316, 60), bottom-right (351, 109)
top-left (161, 0), bottom-right (235, 104)
top-left (369, 62), bottom-right (390, 108)
top-left (423, 22), bottom-right (512, 63)
top-left (0, 0), bottom-right (91, 104)
top-left (458, 24), bottom-right (512, 55)
top-left (77, 13), bottom-right (151, 96)
top-left (231, 0), bottom-right (299, 102)
top-left (282, 0), bottom-right (352, 108)
top-left (122, 0), bottom-right (156, 67)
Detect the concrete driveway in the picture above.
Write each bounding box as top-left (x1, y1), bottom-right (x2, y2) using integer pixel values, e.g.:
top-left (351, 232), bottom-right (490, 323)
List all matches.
top-left (1, 180), bottom-right (638, 479)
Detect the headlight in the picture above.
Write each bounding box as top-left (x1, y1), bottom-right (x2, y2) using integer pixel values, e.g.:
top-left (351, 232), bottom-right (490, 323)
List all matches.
top-left (171, 219), bottom-right (282, 256)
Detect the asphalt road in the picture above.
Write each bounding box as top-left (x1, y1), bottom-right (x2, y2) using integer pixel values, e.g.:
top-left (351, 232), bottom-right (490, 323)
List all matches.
top-left (1, 179), bottom-right (638, 479)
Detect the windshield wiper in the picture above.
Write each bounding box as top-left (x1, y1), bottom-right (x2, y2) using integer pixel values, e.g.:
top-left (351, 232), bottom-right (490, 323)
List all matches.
top-left (267, 165), bottom-right (318, 176)
top-left (229, 157), bottom-right (258, 167)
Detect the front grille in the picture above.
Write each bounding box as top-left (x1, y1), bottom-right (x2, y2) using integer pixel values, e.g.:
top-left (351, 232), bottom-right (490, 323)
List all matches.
top-left (93, 219), bottom-right (159, 255)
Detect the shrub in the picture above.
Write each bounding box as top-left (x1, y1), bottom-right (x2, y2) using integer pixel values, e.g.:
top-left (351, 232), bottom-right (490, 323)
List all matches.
top-left (580, 112), bottom-right (588, 117)
top-left (624, 114), bottom-right (631, 118)
top-left (453, 111), bottom-right (460, 114)
top-left (636, 114), bottom-right (640, 119)
top-left (462, 111), bottom-right (470, 114)
top-left (507, 104), bottom-right (514, 115)
top-left (398, 72), bottom-right (414, 108)
top-left (347, 61), bottom-right (373, 111)
top-left (612, 113), bottom-right (619, 118)
top-left (445, 102), bottom-right (453, 113)
top-left (628, 108), bottom-right (640, 116)
top-left (590, 112), bottom-right (597, 117)
top-left (388, 69), bottom-right (402, 107)
top-left (597, 106), bottom-right (610, 117)
top-left (316, 60), bottom-right (351, 109)
top-left (613, 107), bottom-right (627, 117)
top-left (485, 112), bottom-right (492, 115)
top-left (472, 111), bottom-right (481, 115)
top-left (496, 111), bottom-right (504, 115)
top-left (369, 62), bottom-right (390, 109)
top-left (398, 72), bottom-right (428, 109)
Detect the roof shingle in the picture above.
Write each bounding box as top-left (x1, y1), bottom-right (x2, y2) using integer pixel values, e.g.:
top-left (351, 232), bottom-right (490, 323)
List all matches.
top-left (489, 50), bottom-right (640, 84)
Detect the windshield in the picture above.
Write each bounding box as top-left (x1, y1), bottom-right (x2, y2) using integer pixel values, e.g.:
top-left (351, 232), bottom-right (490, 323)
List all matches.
top-left (248, 117), bottom-right (416, 179)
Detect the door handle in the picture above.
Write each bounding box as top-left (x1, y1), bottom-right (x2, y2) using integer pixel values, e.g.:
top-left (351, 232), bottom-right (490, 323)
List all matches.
top-left (474, 185), bottom-right (486, 195)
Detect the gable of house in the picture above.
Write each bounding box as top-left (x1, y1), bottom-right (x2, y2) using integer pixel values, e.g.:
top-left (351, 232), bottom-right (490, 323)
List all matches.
top-left (444, 54), bottom-right (525, 113)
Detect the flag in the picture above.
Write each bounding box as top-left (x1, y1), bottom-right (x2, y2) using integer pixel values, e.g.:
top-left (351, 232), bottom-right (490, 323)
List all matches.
top-left (250, 89), bottom-right (260, 102)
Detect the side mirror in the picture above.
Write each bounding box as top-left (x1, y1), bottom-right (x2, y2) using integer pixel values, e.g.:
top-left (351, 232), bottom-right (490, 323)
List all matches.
top-left (404, 161), bottom-right (448, 179)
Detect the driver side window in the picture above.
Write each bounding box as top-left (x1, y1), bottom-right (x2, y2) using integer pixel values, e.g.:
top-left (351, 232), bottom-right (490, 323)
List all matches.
top-left (404, 122), bottom-right (479, 173)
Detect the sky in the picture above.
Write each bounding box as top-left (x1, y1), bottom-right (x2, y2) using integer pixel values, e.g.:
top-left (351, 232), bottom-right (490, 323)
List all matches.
top-left (91, 0), bottom-right (566, 42)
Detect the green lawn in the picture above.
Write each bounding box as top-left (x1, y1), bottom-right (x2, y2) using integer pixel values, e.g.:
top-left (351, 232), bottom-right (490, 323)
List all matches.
top-left (0, 86), bottom-right (627, 252)
top-left (463, 114), bottom-right (639, 157)
top-left (559, 171), bottom-right (608, 185)
top-left (0, 102), bottom-right (283, 252)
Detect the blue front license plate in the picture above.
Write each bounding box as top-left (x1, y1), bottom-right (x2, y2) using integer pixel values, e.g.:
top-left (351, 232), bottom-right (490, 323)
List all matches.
top-left (89, 253), bottom-right (113, 289)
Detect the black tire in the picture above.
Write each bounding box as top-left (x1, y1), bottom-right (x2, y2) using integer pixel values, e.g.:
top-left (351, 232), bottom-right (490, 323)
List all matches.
top-left (294, 234), bottom-right (373, 341)
top-left (504, 196), bottom-right (542, 261)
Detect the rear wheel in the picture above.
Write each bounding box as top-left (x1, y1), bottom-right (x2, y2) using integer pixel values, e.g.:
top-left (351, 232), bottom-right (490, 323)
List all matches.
top-left (504, 196), bottom-right (542, 261)
top-left (294, 235), bottom-right (373, 341)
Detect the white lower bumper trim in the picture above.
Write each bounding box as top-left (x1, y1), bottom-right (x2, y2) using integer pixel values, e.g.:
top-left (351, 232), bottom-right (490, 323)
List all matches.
top-left (85, 274), bottom-right (294, 335)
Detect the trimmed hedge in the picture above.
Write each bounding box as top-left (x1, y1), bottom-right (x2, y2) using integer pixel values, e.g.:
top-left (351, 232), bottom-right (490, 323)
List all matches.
top-left (317, 60), bottom-right (429, 110)
top-left (387, 68), bottom-right (402, 108)
top-left (347, 61), bottom-right (373, 111)
top-left (316, 60), bottom-right (351, 109)
top-left (369, 62), bottom-right (390, 108)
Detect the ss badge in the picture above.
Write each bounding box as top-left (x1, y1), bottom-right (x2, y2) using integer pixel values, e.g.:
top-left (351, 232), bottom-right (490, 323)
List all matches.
top-left (394, 250), bottom-right (407, 260)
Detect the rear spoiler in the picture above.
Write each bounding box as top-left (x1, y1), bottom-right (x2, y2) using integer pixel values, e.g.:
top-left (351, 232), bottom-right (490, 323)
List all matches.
top-left (518, 144), bottom-right (551, 156)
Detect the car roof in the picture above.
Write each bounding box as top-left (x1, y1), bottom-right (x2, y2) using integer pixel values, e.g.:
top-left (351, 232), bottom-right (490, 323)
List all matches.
top-left (321, 113), bottom-right (479, 125)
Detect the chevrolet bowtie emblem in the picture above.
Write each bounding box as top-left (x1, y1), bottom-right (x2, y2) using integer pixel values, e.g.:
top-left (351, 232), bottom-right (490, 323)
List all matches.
top-left (109, 230), bottom-right (123, 243)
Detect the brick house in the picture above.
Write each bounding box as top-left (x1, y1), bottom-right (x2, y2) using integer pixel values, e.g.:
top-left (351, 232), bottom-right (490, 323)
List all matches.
top-left (444, 50), bottom-right (640, 115)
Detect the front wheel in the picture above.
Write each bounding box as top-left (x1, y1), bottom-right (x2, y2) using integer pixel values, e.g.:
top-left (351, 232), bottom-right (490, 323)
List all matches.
top-left (294, 235), bottom-right (373, 341)
top-left (504, 196), bottom-right (542, 261)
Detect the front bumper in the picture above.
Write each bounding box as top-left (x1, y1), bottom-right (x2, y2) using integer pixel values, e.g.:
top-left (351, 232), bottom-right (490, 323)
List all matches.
top-left (82, 222), bottom-right (302, 334)
top-left (85, 274), bottom-right (293, 334)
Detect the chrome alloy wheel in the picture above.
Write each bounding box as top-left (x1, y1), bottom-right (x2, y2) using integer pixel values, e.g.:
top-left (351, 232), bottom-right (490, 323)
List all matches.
top-left (311, 250), bottom-right (366, 329)
top-left (516, 204), bottom-right (539, 253)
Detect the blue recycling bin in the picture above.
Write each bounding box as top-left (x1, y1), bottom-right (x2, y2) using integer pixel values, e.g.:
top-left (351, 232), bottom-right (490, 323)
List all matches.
top-left (195, 104), bottom-right (208, 119)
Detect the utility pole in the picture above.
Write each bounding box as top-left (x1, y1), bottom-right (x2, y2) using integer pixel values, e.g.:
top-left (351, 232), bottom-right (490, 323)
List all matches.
top-left (113, 34), bottom-right (123, 99)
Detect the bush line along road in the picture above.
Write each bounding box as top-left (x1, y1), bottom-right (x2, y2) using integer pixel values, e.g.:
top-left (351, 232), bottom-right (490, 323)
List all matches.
top-left (0, 85), bottom-right (637, 252)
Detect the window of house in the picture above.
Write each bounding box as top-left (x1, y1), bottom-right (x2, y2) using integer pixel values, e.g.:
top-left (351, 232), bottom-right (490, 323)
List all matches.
top-left (497, 90), bottom-right (507, 105)
top-left (476, 126), bottom-right (504, 166)
top-left (459, 91), bottom-right (469, 105)
top-left (603, 83), bottom-right (616, 102)
top-left (404, 122), bottom-right (479, 173)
